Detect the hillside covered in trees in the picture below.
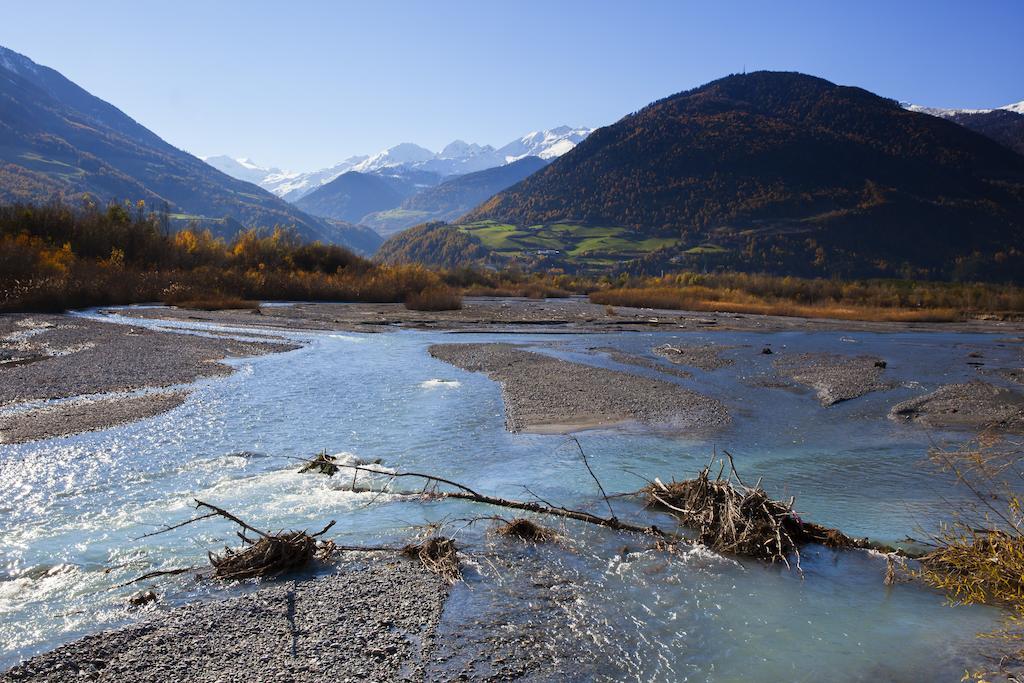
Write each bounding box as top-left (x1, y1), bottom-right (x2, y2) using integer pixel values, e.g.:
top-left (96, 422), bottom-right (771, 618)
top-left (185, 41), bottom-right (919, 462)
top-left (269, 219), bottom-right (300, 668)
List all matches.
top-left (461, 71), bottom-right (1024, 281)
top-left (0, 45), bottom-right (373, 250)
top-left (947, 109), bottom-right (1024, 157)
top-left (376, 222), bottom-right (490, 268)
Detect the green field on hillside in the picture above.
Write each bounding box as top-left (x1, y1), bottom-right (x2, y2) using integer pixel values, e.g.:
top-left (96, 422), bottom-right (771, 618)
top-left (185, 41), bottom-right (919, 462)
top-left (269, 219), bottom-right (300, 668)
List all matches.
top-left (458, 220), bottom-right (679, 267)
top-left (363, 208), bottom-right (432, 236)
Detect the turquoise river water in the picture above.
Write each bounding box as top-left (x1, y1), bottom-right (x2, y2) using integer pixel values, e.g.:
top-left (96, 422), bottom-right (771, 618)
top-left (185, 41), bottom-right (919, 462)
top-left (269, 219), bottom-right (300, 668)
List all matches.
top-left (2, 307), bottom-right (1022, 680)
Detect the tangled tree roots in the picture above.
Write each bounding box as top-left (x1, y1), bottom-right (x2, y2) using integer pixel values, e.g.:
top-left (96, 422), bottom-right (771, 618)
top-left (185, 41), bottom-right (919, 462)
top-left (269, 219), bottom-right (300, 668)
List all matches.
top-left (403, 536), bottom-right (461, 583)
top-left (643, 458), bottom-right (870, 565)
top-left (495, 518), bottom-right (558, 543)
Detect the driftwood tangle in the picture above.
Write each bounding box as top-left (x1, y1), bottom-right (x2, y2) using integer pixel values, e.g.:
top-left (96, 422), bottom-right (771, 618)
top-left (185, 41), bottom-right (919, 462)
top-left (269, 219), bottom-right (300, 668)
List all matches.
top-left (642, 453), bottom-right (873, 566)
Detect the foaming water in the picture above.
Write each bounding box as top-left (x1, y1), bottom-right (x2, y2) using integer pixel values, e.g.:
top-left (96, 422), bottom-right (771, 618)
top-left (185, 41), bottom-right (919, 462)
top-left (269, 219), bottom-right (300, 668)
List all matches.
top-left (1, 311), bottom-right (1019, 678)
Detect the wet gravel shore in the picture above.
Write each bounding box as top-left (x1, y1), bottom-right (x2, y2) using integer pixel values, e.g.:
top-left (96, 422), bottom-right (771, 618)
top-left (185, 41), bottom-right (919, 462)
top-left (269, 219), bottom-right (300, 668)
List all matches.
top-left (429, 342), bottom-right (730, 433)
top-left (889, 380), bottom-right (1024, 431)
top-left (0, 314), bottom-right (297, 443)
top-left (2, 558), bottom-right (447, 683)
top-left (0, 392), bottom-right (187, 444)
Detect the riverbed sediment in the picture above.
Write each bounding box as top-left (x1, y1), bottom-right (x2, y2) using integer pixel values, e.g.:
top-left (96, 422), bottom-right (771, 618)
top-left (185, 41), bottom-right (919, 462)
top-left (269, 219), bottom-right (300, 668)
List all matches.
top-left (429, 342), bottom-right (730, 433)
top-left (2, 557), bottom-right (447, 682)
top-left (773, 352), bottom-right (895, 406)
top-left (0, 314), bottom-right (297, 443)
top-left (889, 380), bottom-right (1024, 431)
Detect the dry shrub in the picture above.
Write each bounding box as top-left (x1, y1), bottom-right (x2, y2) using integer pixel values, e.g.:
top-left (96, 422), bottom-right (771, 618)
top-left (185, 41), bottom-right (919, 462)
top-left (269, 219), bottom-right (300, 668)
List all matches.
top-left (404, 286), bottom-right (463, 311)
top-left (209, 530), bottom-right (318, 581)
top-left (590, 286), bottom-right (961, 322)
top-left (522, 283), bottom-right (570, 299)
top-left (462, 283), bottom-right (571, 299)
top-left (166, 297), bottom-right (260, 311)
top-left (920, 530), bottom-right (1024, 607)
top-left (495, 518), bottom-right (558, 542)
top-left (402, 536), bottom-right (461, 583)
top-left (915, 435), bottom-right (1024, 679)
top-left (643, 459), bottom-right (866, 564)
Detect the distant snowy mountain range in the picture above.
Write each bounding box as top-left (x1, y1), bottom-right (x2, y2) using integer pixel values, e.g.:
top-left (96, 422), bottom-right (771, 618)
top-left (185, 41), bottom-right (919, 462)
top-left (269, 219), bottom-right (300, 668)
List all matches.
top-left (204, 126), bottom-right (593, 201)
top-left (903, 100), bottom-right (1024, 117)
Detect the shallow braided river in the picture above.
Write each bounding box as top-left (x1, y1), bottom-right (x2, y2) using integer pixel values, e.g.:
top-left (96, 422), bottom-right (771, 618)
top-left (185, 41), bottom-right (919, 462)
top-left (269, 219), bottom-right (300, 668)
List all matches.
top-left (2, 308), bottom-right (1022, 680)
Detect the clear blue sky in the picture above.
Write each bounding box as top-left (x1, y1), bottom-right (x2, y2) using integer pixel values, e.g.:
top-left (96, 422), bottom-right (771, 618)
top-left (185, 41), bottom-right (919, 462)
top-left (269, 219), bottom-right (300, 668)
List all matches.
top-left (4, 0), bottom-right (1022, 171)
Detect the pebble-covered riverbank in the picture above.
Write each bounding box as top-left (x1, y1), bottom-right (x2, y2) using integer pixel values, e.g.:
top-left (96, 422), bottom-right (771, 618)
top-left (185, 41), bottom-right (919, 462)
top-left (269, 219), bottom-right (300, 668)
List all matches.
top-left (3, 558), bottom-right (447, 683)
top-left (0, 315), bottom-right (296, 443)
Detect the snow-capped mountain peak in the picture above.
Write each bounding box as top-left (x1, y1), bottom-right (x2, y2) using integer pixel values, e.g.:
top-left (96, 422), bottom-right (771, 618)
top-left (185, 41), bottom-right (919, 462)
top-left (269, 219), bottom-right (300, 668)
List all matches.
top-left (201, 155), bottom-right (282, 185)
top-left (439, 139), bottom-right (496, 160)
top-left (497, 126), bottom-right (594, 163)
top-left (351, 143), bottom-right (436, 173)
top-left (205, 125), bottom-right (593, 200)
top-left (1003, 101), bottom-right (1024, 115)
top-left (904, 100), bottom-right (1024, 118)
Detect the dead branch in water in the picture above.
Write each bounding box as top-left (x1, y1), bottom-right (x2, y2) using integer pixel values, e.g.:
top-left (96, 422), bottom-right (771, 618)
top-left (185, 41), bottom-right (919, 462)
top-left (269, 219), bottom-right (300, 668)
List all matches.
top-left (335, 463), bottom-right (670, 539)
top-left (566, 435), bottom-right (616, 520)
top-left (641, 458), bottom-right (877, 567)
top-left (298, 450), bottom-right (340, 477)
top-left (115, 566), bottom-right (196, 589)
top-left (136, 448), bottom-right (894, 592)
top-left (331, 459), bottom-right (888, 566)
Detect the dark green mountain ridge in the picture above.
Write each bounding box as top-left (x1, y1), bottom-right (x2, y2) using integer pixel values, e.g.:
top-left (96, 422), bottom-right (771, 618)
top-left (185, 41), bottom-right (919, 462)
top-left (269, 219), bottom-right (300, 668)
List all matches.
top-left (947, 109), bottom-right (1024, 157)
top-left (455, 71), bottom-right (1024, 280)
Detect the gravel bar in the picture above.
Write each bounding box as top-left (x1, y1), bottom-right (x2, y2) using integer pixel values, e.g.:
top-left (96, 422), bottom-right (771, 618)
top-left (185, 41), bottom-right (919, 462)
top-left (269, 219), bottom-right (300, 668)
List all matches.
top-left (889, 380), bottom-right (1024, 431)
top-left (0, 314), bottom-right (297, 441)
top-left (429, 342), bottom-right (729, 433)
top-left (0, 392), bottom-right (188, 444)
top-left (773, 352), bottom-right (894, 406)
top-left (0, 315), bottom-right (296, 406)
top-left (653, 343), bottom-right (736, 371)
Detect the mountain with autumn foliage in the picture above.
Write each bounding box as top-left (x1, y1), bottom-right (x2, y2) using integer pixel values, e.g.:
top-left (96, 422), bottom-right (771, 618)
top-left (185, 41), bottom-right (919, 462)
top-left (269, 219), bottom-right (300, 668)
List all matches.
top-left (0, 45), bottom-right (378, 252)
top-left (457, 71), bottom-right (1024, 280)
